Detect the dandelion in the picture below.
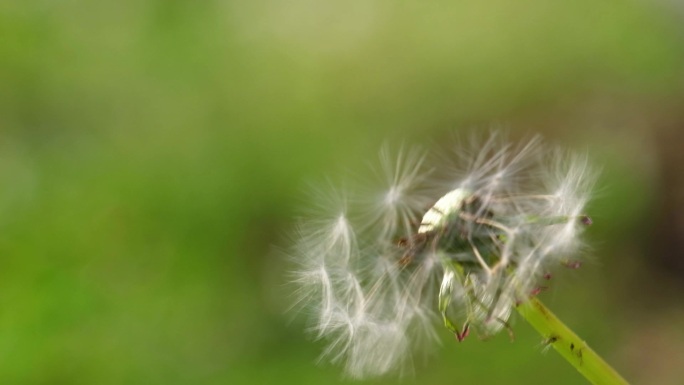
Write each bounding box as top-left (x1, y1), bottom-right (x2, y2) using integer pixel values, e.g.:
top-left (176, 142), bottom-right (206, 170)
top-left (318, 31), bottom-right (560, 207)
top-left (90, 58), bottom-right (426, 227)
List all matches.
top-left (290, 131), bottom-right (627, 384)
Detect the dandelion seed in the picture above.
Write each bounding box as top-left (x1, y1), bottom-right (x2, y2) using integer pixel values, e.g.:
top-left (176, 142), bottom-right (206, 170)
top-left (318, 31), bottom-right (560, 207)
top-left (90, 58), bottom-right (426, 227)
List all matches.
top-left (290, 132), bottom-right (597, 378)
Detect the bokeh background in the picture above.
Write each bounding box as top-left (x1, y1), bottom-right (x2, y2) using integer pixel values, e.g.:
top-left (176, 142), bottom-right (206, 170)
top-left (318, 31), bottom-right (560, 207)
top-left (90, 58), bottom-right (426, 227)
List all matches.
top-left (2, 1), bottom-right (684, 384)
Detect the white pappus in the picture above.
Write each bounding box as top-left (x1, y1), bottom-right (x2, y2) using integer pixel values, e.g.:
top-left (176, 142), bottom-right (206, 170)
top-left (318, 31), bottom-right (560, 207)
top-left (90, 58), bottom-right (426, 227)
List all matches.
top-left (289, 131), bottom-right (597, 379)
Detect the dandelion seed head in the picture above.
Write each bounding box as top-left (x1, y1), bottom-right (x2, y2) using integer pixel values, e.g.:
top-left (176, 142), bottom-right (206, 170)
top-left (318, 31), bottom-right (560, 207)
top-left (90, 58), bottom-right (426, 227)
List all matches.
top-left (290, 131), bottom-right (597, 378)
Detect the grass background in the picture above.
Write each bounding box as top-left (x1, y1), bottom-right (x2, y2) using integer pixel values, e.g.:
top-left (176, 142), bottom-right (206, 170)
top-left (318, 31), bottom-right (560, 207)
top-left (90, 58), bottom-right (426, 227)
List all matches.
top-left (2, 1), bottom-right (684, 384)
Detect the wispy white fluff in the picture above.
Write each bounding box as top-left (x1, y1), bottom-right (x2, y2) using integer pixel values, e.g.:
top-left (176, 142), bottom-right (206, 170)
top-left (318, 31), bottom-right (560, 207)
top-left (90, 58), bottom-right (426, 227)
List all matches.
top-left (290, 132), bottom-right (597, 378)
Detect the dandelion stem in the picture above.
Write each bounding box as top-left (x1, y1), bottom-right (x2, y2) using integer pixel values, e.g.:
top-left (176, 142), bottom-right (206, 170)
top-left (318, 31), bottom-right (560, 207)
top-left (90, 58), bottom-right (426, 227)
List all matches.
top-left (515, 297), bottom-right (629, 385)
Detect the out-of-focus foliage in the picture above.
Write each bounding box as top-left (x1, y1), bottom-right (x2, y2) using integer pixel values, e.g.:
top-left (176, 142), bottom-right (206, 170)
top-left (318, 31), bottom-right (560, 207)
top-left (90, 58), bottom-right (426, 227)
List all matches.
top-left (1, 1), bottom-right (683, 384)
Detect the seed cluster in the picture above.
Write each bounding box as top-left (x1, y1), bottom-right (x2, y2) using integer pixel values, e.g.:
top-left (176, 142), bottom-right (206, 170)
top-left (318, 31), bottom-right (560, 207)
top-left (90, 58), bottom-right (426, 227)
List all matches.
top-left (290, 132), bottom-right (596, 378)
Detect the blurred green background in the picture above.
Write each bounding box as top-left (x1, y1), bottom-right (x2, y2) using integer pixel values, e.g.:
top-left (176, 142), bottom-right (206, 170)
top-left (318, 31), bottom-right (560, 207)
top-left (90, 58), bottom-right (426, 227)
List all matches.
top-left (2, 1), bottom-right (684, 384)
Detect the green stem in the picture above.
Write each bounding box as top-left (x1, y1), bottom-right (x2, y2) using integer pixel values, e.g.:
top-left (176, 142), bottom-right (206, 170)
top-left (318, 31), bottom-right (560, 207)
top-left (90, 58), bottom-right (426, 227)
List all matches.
top-left (515, 297), bottom-right (629, 385)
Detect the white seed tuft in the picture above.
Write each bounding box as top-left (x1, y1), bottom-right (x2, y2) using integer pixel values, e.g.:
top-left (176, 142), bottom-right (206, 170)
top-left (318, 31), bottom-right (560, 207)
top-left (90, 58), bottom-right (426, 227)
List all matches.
top-left (290, 132), bottom-right (597, 378)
